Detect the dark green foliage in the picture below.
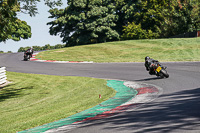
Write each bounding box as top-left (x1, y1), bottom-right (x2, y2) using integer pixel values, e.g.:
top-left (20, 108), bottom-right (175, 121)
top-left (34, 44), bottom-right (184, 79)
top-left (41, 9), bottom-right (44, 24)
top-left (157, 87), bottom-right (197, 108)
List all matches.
top-left (121, 0), bottom-right (200, 40)
top-left (54, 44), bottom-right (64, 49)
top-left (190, 0), bottom-right (200, 31)
top-left (158, 0), bottom-right (199, 38)
top-left (120, 0), bottom-right (169, 39)
top-left (0, 0), bottom-right (63, 42)
top-left (17, 44), bottom-right (65, 52)
top-left (18, 47), bottom-right (26, 52)
top-left (121, 22), bottom-right (158, 40)
top-left (32, 46), bottom-right (42, 51)
top-left (2, 0), bottom-right (199, 44)
top-left (42, 44), bottom-right (51, 50)
top-left (48, 0), bottom-right (119, 46)
top-left (0, 0), bottom-right (30, 42)
top-left (48, 0), bottom-right (200, 44)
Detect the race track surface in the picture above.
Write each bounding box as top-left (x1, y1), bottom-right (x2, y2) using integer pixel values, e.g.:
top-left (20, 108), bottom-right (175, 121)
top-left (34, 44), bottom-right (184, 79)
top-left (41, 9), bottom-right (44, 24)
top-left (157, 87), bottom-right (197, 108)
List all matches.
top-left (0, 52), bottom-right (200, 133)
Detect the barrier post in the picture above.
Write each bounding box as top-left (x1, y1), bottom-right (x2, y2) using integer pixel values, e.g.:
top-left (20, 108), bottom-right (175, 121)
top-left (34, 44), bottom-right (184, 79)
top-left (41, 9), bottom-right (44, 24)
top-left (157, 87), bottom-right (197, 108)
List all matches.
top-left (0, 67), bottom-right (7, 85)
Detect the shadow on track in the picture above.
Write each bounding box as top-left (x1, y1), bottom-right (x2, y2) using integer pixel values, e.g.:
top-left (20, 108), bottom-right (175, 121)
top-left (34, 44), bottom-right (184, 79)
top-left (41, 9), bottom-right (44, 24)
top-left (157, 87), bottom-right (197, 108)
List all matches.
top-left (76, 87), bottom-right (200, 133)
top-left (134, 77), bottom-right (161, 81)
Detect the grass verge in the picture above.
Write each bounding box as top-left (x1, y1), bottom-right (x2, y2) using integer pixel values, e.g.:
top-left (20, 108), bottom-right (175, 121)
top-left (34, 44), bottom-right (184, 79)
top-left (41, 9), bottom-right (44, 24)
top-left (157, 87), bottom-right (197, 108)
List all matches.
top-left (36, 38), bottom-right (200, 62)
top-left (0, 72), bottom-right (115, 133)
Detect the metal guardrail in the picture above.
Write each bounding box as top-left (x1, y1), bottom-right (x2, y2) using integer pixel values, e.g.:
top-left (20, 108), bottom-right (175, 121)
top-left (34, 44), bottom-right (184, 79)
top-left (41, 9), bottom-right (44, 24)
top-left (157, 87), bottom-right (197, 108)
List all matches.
top-left (0, 67), bottom-right (7, 85)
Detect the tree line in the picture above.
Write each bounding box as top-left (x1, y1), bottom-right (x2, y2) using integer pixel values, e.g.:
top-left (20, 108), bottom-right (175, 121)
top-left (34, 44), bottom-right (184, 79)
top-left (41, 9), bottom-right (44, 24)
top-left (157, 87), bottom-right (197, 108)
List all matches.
top-left (17, 44), bottom-right (65, 52)
top-left (0, 50), bottom-right (12, 53)
top-left (1, 0), bottom-right (200, 47)
top-left (48, 0), bottom-right (200, 46)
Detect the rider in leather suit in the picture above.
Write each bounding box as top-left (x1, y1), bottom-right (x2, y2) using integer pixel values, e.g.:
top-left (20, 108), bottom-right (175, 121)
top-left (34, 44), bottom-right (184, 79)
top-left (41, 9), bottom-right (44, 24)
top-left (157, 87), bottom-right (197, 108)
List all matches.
top-left (25, 47), bottom-right (34, 58)
top-left (144, 56), bottom-right (159, 75)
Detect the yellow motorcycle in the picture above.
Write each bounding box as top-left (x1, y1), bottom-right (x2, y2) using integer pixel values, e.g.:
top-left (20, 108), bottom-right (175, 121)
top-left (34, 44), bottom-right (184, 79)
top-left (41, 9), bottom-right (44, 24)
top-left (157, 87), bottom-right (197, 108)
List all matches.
top-left (154, 63), bottom-right (169, 78)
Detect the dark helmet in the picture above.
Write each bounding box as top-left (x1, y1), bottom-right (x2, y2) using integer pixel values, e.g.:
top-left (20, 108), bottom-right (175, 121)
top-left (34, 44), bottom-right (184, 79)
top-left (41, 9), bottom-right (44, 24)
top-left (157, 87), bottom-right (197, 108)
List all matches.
top-left (145, 56), bottom-right (150, 61)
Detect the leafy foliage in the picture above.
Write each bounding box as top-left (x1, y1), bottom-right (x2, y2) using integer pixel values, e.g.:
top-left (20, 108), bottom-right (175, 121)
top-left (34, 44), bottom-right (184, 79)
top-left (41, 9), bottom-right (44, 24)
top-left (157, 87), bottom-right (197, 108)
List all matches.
top-left (124, 0), bottom-right (168, 31)
top-left (121, 0), bottom-right (200, 40)
top-left (120, 0), bottom-right (169, 39)
top-left (17, 44), bottom-right (65, 52)
top-left (158, 0), bottom-right (199, 37)
top-left (121, 22), bottom-right (158, 40)
top-left (48, 0), bottom-right (200, 44)
top-left (48, 0), bottom-right (119, 46)
top-left (0, 0), bottom-right (63, 42)
top-left (190, 0), bottom-right (200, 30)
top-left (1, 0), bottom-right (200, 44)
top-left (0, 0), bottom-right (29, 42)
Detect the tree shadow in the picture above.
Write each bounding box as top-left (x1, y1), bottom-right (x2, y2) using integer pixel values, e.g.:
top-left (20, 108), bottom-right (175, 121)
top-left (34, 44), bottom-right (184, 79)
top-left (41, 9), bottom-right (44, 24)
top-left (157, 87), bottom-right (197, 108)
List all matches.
top-left (134, 77), bottom-right (162, 81)
top-left (0, 85), bottom-right (34, 102)
top-left (76, 87), bottom-right (200, 133)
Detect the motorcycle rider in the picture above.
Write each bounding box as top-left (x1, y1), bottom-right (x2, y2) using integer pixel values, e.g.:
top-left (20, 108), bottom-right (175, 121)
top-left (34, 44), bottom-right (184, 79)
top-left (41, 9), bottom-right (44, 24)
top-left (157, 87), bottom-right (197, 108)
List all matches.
top-left (144, 56), bottom-right (160, 75)
top-left (25, 47), bottom-right (34, 58)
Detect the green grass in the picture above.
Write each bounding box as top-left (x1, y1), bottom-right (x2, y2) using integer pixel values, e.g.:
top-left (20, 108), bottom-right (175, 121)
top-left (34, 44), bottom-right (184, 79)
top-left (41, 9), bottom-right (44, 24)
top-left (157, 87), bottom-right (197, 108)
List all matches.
top-left (36, 38), bottom-right (200, 62)
top-left (0, 72), bottom-right (116, 133)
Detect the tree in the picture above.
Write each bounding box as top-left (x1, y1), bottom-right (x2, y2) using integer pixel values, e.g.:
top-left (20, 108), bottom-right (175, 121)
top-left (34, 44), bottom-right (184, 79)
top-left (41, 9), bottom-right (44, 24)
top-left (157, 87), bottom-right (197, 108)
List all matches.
top-left (54, 44), bottom-right (64, 49)
top-left (158, 0), bottom-right (199, 37)
top-left (121, 22), bottom-right (157, 40)
top-left (18, 44), bottom-right (64, 52)
top-left (122, 0), bottom-right (170, 37)
top-left (47, 0), bottom-right (200, 43)
top-left (48, 0), bottom-right (119, 46)
top-left (190, 0), bottom-right (200, 30)
top-left (0, 0), bottom-right (63, 42)
top-left (121, 0), bottom-right (200, 39)
top-left (33, 45), bottom-right (42, 51)
top-left (0, 0), bottom-right (30, 42)
top-left (43, 44), bottom-right (51, 50)
top-left (18, 47), bottom-right (26, 52)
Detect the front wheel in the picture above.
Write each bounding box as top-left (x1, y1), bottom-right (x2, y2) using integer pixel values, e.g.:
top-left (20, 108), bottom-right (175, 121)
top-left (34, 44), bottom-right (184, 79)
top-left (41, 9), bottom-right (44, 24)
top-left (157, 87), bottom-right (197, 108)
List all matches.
top-left (160, 69), bottom-right (169, 78)
top-left (24, 56), bottom-right (27, 61)
top-left (27, 55), bottom-right (30, 60)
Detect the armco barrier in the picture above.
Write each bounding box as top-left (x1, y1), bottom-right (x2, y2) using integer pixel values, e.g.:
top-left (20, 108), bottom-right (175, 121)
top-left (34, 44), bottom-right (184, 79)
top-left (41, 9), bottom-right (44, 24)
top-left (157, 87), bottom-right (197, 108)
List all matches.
top-left (0, 67), bottom-right (7, 85)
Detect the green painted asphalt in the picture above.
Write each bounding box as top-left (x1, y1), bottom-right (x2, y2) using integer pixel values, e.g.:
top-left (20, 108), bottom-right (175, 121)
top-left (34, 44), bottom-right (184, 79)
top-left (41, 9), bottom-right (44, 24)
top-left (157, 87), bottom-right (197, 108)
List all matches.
top-left (18, 80), bottom-right (138, 133)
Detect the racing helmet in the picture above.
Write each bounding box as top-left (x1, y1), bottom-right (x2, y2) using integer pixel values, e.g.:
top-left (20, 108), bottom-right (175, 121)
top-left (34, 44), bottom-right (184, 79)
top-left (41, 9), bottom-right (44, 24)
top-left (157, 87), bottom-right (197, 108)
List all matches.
top-left (145, 56), bottom-right (150, 61)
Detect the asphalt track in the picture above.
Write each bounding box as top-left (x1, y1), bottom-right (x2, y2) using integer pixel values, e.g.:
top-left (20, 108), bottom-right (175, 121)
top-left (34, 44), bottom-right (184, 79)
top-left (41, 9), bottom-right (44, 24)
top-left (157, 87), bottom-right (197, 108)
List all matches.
top-left (0, 52), bottom-right (200, 133)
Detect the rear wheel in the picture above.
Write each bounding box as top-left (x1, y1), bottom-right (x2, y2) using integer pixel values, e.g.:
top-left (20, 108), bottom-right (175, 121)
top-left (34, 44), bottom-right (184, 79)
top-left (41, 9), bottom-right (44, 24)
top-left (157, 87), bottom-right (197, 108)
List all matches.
top-left (24, 56), bottom-right (27, 61)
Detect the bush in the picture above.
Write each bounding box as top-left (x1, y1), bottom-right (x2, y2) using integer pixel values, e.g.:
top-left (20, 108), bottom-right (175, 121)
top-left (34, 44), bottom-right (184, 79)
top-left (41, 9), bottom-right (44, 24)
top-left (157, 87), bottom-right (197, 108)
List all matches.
top-left (121, 22), bottom-right (158, 40)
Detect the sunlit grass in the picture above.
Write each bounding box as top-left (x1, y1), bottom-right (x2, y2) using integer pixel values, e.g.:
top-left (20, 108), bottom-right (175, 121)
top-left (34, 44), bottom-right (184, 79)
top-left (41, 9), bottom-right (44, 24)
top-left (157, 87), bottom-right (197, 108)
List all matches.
top-left (36, 38), bottom-right (200, 62)
top-left (0, 72), bottom-right (115, 133)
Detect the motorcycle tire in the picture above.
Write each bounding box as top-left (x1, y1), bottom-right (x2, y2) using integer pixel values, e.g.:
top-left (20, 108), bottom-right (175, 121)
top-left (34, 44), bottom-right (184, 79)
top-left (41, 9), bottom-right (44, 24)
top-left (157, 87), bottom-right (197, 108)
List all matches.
top-left (24, 57), bottom-right (27, 61)
top-left (24, 55), bottom-right (29, 61)
top-left (158, 72), bottom-right (164, 78)
top-left (27, 55), bottom-right (30, 60)
top-left (160, 69), bottom-right (169, 78)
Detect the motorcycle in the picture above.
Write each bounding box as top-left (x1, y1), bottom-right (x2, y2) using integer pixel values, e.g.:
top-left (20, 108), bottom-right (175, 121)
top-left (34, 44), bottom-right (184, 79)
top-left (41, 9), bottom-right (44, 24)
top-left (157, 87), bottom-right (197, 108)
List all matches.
top-left (153, 63), bottom-right (169, 78)
top-left (24, 52), bottom-right (31, 61)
